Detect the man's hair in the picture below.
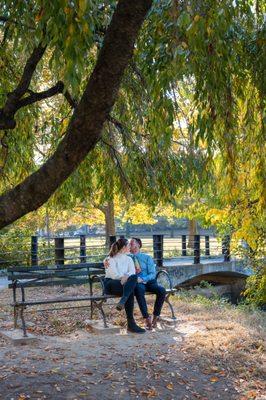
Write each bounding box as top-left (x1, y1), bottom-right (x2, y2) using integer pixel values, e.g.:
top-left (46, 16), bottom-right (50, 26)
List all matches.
top-left (132, 237), bottom-right (142, 248)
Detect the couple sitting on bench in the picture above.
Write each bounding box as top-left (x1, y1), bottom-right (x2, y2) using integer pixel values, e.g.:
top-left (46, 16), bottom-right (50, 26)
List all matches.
top-left (104, 237), bottom-right (166, 334)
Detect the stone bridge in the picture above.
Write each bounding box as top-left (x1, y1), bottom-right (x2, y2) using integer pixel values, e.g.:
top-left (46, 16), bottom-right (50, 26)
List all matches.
top-left (160, 259), bottom-right (253, 288)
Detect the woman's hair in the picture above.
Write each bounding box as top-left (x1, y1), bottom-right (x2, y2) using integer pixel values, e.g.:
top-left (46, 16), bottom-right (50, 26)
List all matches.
top-left (109, 238), bottom-right (128, 257)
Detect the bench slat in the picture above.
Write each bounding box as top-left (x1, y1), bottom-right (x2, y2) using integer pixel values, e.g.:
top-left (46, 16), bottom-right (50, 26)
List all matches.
top-left (7, 262), bottom-right (104, 274)
top-left (11, 289), bottom-right (176, 307)
top-left (12, 294), bottom-right (115, 306)
top-left (8, 278), bottom-right (94, 288)
top-left (8, 268), bottom-right (104, 281)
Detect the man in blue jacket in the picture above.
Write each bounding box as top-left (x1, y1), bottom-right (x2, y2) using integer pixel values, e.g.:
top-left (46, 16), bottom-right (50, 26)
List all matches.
top-left (130, 238), bottom-right (166, 330)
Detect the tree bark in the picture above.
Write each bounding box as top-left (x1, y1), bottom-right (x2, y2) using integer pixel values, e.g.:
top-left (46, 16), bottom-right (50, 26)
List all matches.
top-left (0, 0), bottom-right (152, 229)
top-left (104, 201), bottom-right (116, 247)
top-left (96, 200), bottom-right (116, 247)
top-left (188, 219), bottom-right (197, 248)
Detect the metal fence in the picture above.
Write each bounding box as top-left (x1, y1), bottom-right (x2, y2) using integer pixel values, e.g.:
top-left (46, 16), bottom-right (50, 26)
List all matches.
top-left (0, 234), bottom-right (231, 269)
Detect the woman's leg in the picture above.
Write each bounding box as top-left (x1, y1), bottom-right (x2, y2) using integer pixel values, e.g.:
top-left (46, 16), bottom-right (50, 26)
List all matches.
top-left (104, 277), bottom-right (145, 333)
top-left (118, 275), bottom-right (138, 307)
top-left (104, 276), bottom-right (137, 314)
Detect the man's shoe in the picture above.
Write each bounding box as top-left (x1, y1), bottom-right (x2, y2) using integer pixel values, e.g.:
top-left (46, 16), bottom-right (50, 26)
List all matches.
top-left (152, 316), bottom-right (159, 328)
top-left (144, 316), bottom-right (152, 330)
top-left (127, 319), bottom-right (146, 334)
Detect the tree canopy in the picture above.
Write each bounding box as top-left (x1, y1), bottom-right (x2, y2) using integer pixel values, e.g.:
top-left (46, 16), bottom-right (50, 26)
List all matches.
top-left (0, 0), bottom-right (265, 239)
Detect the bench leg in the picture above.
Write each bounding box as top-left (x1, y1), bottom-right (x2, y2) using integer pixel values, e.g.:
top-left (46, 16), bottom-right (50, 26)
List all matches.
top-left (92, 300), bottom-right (108, 328)
top-left (165, 293), bottom-right (177, 320)
top-left (19, 306), bottom-right (28, 337)
top-left (14, 306), bottom-right (18, 329)
top-left (89, 281), bottom-right (94, 319)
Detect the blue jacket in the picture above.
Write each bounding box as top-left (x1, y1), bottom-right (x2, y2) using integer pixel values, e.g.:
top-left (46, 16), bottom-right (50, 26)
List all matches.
top-left (130, 252), bottom-right (156, 283)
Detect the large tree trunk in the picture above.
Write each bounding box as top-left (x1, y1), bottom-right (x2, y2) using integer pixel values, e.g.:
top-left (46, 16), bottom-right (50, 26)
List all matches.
top-left (0, 0), bottom-right (152, 229)
top-left (188, 219), bottom-right (198, 248)
top-left (104, 201), bottom-right (116, 247)
top-left (45, 207), bottom-right (52, 259)
top-left (97, 200), bottom-right (116, 247)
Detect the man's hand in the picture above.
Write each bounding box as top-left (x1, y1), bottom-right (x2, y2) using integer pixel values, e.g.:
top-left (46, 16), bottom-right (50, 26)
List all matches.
top-left (120, 275), bottom-right (128, 285)
top-left (104, 259), bottom-right (110, 269)
top-left (137, 277), bottom-right (144, 283)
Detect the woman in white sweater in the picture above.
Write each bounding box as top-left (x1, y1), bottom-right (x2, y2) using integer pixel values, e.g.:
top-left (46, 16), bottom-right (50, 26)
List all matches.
top-left (104, 238), bottom-right (145, 334)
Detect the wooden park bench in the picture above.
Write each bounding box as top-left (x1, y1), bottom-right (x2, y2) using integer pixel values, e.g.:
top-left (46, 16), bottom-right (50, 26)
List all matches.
top-left (7, 262), bottom-right (177, 337)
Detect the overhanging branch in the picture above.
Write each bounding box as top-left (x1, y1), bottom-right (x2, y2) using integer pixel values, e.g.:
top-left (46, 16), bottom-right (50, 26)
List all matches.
top-left (4, 44), bottom-right (47, 115)
top-left (0, 0), bottom-right (152, 229)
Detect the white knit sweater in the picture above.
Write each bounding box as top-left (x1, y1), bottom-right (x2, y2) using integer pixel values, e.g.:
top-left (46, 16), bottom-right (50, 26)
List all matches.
top-left (105, 253), bottom-right (135, 280)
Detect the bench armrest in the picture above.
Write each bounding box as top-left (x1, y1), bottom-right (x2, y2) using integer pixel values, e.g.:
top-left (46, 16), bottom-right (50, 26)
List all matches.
top-left (156, 269), bottom-right (173, 290)
top-left (90, 274), bottom-right (105, 296)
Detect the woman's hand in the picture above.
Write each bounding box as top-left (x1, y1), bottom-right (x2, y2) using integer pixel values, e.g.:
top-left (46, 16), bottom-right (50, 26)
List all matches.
top-left (120, 275), bottom-right (128, 285)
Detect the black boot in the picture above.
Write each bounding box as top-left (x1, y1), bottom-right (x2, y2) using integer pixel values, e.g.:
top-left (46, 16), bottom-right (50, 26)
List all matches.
top-left (127, 319), bottom-right (146, 334)
top-left (116, 297), bottom-right (127, 311)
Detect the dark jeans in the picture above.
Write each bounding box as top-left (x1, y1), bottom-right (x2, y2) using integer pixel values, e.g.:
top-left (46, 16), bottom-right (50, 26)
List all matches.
top-left (135, 280), bottom-right (166, 318)
top-left (104, 274), bottom-right (138, 320)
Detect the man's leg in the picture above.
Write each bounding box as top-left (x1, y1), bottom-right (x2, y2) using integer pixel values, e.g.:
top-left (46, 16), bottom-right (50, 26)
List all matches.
top-left (134, 283), bottom-right (152, 330)
top-left (145, 281), bottom-right (166, 325)
top-left (134, 283), bottom-right (148, 318)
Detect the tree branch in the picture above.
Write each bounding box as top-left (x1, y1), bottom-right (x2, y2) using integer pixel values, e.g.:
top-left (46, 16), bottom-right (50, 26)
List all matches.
top-left (17, 81), bottom-right (77, 109)
top-left (0, 0), bottom-right (152, 229)
top-left (4, 44), bottom-right (47, 114)
top-left (17, 81), bottom-right (65, 108)
top-left (0, 44), bottom-right (47, 129)
top-left (0, 77), bottom-right (77, 130)
top-left (101, 137), bottom-right (133, 191)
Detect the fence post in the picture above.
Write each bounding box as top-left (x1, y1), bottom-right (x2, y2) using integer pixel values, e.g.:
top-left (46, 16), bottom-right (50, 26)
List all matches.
top-left (205, 235), bottom-right (210, 256)
top-left (109, 235), bottom-right (116, 249)
top-left (31, 235), bottom-right (38, 266)
top-left (193, 235), bottom-right (200, 264)
top-left (222, 235), bottom-right (231, 262)
top-left (181, 235), bottom-right (187, 256)
top-left (153, 234), bottom-right (164, 268)
top-left (55, 238), bottom-right (64, 265)
top-left (80, 235), bottom-right (86, 263)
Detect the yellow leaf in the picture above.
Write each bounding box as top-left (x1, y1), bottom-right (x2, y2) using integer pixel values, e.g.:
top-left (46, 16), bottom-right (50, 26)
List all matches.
top-left (166, 382), bottom-right (174, 390)
top-left (83, 22), bottom-right (89, 34)
top-left (68, 23), bottom-right (75, 35)
top-left (64, 7), bottom-right (72, 15)
top-left (207, 26), bottom-right (212, 35)
top-left (210, 376), bottom-right (219, 382)
top-left (35, 7), bottom-right (44, 22)
top-left (78, 0), bottom-right (87, 16)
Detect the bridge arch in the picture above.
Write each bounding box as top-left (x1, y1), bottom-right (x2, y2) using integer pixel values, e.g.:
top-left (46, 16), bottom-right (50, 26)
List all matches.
top-left (163, 260), bottom-right (252, 288)
top-left (178, 271), bottom-right (248, 287)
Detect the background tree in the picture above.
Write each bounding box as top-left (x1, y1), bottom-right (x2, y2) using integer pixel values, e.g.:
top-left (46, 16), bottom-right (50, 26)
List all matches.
top-left (0, 0), bottom-right (265, 303)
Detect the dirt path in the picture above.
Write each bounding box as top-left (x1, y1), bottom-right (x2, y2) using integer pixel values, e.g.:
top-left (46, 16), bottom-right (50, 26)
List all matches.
top-left (0, 286), bottom-right (265, 400)
top-left (0, 324), bottom-right (239, 400)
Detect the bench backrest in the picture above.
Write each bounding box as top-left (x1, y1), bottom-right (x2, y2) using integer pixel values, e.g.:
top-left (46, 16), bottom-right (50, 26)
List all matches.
top-left (7, 262), bottom-right (105, 288)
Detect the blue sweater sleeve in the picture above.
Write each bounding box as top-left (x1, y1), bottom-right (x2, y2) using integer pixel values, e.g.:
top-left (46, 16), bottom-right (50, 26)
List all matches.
top-left (143, 255), bottom-right (156, 282)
